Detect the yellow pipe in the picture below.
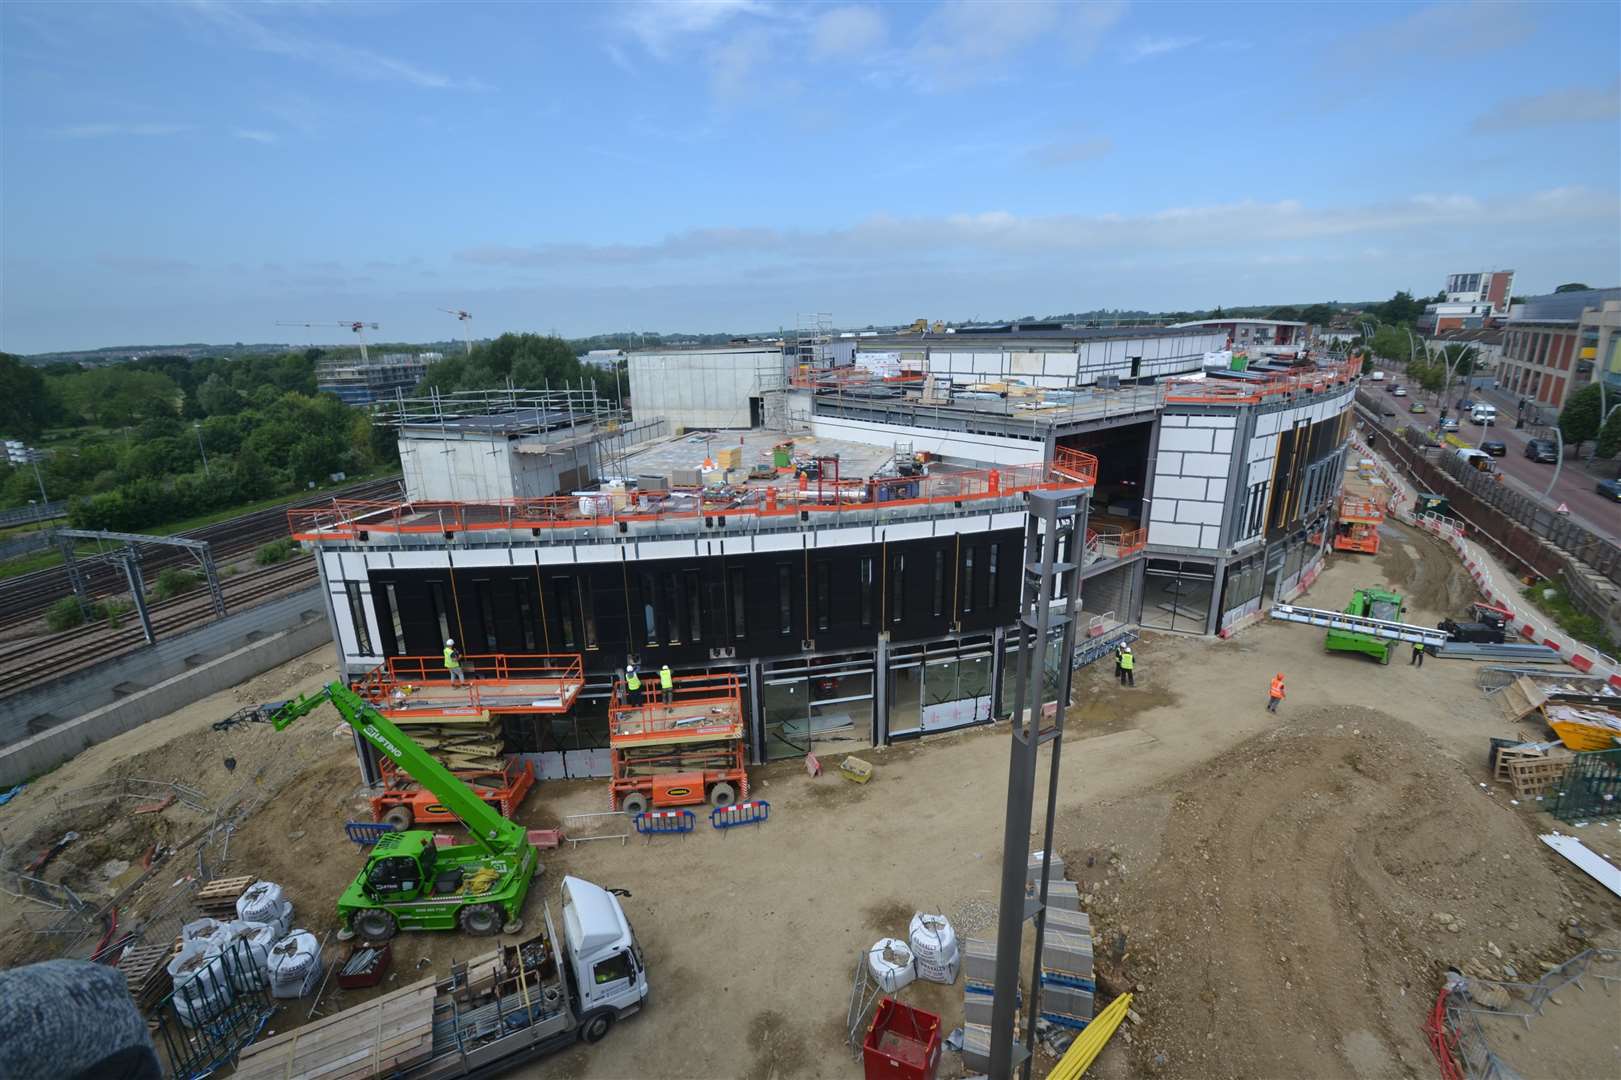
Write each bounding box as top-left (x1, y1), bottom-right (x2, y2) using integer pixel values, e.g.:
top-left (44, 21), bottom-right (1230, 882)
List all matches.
top-left (1048, 991), bottom-right (1132, 1080)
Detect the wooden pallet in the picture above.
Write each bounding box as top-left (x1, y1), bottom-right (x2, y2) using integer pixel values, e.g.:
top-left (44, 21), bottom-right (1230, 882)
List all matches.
top-left (1509, 754), bottom-right (1574, 799)
top-left (117, 942), bottom-right (174, 1009)
top-left (194, 875), bottom-right (254, 918)
top-left (1493, 743), bottom-right (1548, 785)
top-left (234, 978), bottom-right (437, 1080)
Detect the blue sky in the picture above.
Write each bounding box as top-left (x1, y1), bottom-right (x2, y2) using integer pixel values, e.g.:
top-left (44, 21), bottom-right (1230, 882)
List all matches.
top-left (2, 0), bottom-right (1618, 354)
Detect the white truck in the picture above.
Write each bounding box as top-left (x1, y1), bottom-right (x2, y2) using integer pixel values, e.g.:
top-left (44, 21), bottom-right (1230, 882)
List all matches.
top-left (234, 876), bottom-right (648, 1080)
top-left (1471, 403), bottom-right (1498, 426)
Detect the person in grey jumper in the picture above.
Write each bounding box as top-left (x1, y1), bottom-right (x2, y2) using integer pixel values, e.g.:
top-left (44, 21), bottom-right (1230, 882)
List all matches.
top-left (0, 959), bottom-right (160, 1079)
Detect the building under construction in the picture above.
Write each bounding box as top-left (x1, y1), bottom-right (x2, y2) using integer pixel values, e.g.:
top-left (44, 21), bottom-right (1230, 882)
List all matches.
top-left (290, 322), bottom-right (1358, 777)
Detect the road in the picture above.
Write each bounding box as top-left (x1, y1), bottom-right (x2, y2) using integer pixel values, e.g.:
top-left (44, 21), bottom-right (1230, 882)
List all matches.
top-left (1384, 373), bottom-right (1619, 542)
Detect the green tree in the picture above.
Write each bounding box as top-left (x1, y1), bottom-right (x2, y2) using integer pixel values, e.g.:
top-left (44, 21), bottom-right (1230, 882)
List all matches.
top-left (1557, 384), bottom-right (1604, 453)
top-left (1300, 304), bottom-right (1334, 326)
top-left (1372, 291), bottom-right (1423, 326)
top-left (197, 373), bottom-right (245, 416)
top-left (57, 367), bottom-right (180, 426)
top-left (1596, 406), bottom-right (1621, 459)
top-left (0, 354), bottom-right (53, 438)
top-left (1268, 306), bottom-right (1301, 321)
top-left (1369, 325), bottom-right (1415, 363)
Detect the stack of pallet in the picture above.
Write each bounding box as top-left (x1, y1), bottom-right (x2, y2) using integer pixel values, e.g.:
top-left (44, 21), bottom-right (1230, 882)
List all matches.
top-left (116, 942), bottom-right (173, 1009)
top-left (391, 712), bottom-right (505, 772)
top-left (1039, 909), bottom-right (1095, 1030)
top-left (193, 875), bottom-right (253, 919)
top-left (1489, 737), bottom-right (1575, 798)
top-left (233, 977), bottom-right (437, 1080)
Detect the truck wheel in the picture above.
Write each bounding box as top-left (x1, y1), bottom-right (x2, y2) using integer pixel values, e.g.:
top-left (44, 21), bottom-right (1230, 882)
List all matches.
top-left (708, 782), bottom-right (737, 807)
top-left (354, 909), bottom-right (397, 945)
top-left (580, 1010), bottom-right (615, 1044)
top-left (620, 792), bottom-right (649, 817)
top-left (458, 903), bottom-right (503, 936)
top-left (381, 805), bottom-right (413, 831)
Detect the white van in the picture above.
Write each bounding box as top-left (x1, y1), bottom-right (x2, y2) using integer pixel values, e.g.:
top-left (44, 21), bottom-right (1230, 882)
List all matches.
top-left (1471, 404), bottom-right (1497, 426)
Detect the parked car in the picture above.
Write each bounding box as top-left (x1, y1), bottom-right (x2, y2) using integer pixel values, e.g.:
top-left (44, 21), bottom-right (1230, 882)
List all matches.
top-left (1393, 386), bottom-right (1408, 397)
top-left (1380, 403), bottom-right (1397, 418)
top-left (1480, 440), bottom-right (1507, 457)
top-left (1524, 438), bottom-right (1558, 463)
top-left (1456, 397), bottom-right (1476, 412)
top-left (1409, 401), bottom-right (1427, 413)
top-left (1597, 477), bottom-right (1621, 503)
top-left (1440, 417), bottom-right (1460, 432)
top-left (1384, 382), bottom-right (1399, 393)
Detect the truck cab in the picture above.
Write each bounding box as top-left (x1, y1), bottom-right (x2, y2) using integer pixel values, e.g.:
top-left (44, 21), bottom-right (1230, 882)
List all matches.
top-left (562, 875), bottom-right (648, 1029)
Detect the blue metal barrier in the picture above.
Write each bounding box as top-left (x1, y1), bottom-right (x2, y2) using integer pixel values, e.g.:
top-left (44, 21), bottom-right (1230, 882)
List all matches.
top-left (344, 821), bottom-right (393, 847)
top-left (710, 800), bottom-right (770, 831)
top-left (633, 809), bottom-right (696, 837)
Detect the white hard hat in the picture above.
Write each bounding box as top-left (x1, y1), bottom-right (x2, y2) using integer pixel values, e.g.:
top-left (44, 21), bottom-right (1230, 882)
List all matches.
top-left (445, 638), bottom-right (454, 646)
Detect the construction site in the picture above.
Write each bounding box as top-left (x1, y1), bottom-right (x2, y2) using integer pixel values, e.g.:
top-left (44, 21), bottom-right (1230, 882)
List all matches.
top-left (2, 345), bottom-right (1620, 1080)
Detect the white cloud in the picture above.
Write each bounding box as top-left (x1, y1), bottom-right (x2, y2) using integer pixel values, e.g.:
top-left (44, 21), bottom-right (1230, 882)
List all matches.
top-left (231, 128), bottom-right (277, 144)
top-left (1473, 81), bottom-right (1621, 132)
top-left (178, 0), bottom-right (486, 90)
top-left (908, 0), bottom-right (1125, 89)
top-left (811, 6), bottom-right (885, 59)
top-left (1334, 1), bottom-right (1537, 62)
top-left (1125, 35), bottom-right (1202, 62)
top-left (709, 25), bottom-right (782, 104)
top-left (53, 122), bottom-right (191, 138)
top-left (617, 0), bottom-right (768, 59)
top-left (1027, 136), bottom-right (1114, 167)
top-left (456, 187), bottom-right (1616, 268)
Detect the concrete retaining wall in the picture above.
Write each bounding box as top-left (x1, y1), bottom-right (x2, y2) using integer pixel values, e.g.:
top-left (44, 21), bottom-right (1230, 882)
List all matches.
top-left (0, 588), bottom-right (330, 784)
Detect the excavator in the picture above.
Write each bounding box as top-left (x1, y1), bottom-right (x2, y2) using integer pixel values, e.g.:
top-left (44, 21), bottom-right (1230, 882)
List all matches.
top-left (270, 682), bottom-right (538, 945)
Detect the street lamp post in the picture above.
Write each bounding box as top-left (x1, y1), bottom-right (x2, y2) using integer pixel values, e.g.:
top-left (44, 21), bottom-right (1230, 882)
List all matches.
top-left (194, 422), bottom-right (211, 478)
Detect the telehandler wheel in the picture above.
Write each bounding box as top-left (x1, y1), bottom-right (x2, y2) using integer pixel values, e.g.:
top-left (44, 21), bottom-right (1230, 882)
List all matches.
top-left (381, 805), bottom-right (413, 831)
top-left (354, 909), bottom-right (398, 945)
top-left (458, 903), bottom-right (503, 936)
top-left (708, 782), bottom-right (737, 807)
top-left (620, 792), bottom-right (649, 817)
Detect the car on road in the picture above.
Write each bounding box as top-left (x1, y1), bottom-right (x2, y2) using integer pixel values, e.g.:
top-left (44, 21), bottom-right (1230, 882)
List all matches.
top-left (1524, 438), bottom-right (1558, 463)
top-left (1440, 417), bottom-right (1460, 432)
top-left (1393, 386), bottom-right (1408, 397)
top-left (1480, 440), bottom-right (1507, 457)
top-left (1456, 397), bottom-right (1476, 411)
top-left (1380, 403), bottom-right (1397, 417)
top-left (1409, 401), bottom-right (1427, 413)
top-left (1597, 477), bottom-right (1621, 503)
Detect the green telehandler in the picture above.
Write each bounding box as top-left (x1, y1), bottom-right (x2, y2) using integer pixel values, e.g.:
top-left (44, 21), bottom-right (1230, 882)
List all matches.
top-left (269, 682), bottom-right (538, 944)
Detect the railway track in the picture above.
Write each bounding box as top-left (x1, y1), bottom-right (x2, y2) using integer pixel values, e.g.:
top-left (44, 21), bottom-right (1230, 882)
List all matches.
top-left (0, 476), bottom-right (400, 632)
top-left (0, 555), bottom-right (325, 702)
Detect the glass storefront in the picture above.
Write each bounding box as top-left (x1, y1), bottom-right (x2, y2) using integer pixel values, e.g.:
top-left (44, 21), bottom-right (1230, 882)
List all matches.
top-left (891, 637), bottom-right (998, 738)
top-left (763, 654), bottom-right (875, 760)
top-left (1140, 558), bottom-right (1215, 633)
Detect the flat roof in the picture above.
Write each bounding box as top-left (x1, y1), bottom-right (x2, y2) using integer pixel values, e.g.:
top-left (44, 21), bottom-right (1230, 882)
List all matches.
top-left (861, 325), bottom-right (1219, 346)
top-left (616, 429), bottom-right (898, 483)
top-left (1169, 318), bottom-right (1308, 329)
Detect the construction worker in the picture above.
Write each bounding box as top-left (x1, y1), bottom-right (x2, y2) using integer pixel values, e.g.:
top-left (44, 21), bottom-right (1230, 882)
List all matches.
top-left (659, 663), bottom-right (674, 707)
top-left (624, 663), bottom-right (642, 705)
top-left (1267, 672), bottom-right (1286, 713)
top-left (443, 639), bottom-right (465, 685)
top-left (1119, 644), bottom-right (1135, 687)
top-left (1411, 639), bottom-right (1426, 667)
top-left (1114, 644), bottom-right (1126, 685)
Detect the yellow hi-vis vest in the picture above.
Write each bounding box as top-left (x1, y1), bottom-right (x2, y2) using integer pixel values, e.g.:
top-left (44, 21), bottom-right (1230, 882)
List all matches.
top-left (1120, 651), bottom-right (1134, 671)
top-left (659, 667), bottom-right (673, 690)
top-left (626, 671), bottom-right (641, 691)
top-left (443, 646), bottom-right (460, 670)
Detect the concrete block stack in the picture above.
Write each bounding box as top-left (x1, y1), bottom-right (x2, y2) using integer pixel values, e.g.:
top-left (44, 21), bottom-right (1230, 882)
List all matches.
top-left (960, 937), bottom-right (999, 1072)
top-left (1038, 909), bottom-right (1095, 1030)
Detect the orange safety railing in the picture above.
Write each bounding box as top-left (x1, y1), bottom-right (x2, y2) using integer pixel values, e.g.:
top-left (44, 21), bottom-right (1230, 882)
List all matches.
top-left (288, 450), bottom-right (1101, 542)
top-left (1085, 526), bottom-right (1148, 564)
top-left (1164, 359), bottom-right (1359, 405)
top-left (788, 366), bottom-right (926, 390)
top-left (357, 652), bottom-right (585, 714)
top-left (1337, 496), bottom-right (1384, 523)
top-left (609, 672), bottom-right (744, 745)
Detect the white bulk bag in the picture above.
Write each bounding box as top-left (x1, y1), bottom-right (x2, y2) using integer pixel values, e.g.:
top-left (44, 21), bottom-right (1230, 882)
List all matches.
top-left (867, 938), bottom-right (916, 994)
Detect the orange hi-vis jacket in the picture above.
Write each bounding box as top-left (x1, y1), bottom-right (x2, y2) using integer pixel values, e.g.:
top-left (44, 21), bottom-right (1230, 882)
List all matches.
top-left (1269, 676), bottom-right (1286, 700)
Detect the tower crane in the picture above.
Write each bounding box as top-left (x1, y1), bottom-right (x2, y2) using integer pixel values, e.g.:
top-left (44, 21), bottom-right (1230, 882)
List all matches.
top-left (439, 308), bottom-right (473, 356)
top-left (276, 320), bottom-right (379, 364)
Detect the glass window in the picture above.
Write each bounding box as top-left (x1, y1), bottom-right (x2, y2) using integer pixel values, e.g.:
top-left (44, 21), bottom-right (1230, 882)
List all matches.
top-left (858, 557), bottom-right (874, 627)
top-left (729, 568), bottom-right (746, 638)
top-left (932, 550), bottom-right (946, 617)
top-left (345, 582), bottom-right (372, 655)
top-left (685, 572), bottom-right (702, 643)
top-left (476, 580), bottom-right (498, 650)
top-left (578, 579), bottom-right (598, 650)
top-left (778, 565), bottom-right (793, 636)
top-left (890, 554), bottom-right (905, 624)
top-left (593, 952), bottom-right (633, 986)
top-left (640, 573), bottom-right (658, 645)
top-left (429, 582), bottom-right (450, 645)
top-left (384, 583), bottom-right (406, 655)
top-left (665, 572), bottom-right (682, 644)
top-left (815, 562), bottom-right (831, 631)
top-left (515, 581), bottom-right (537, 651)
top-left (987, 544), bottom-right (1000, 606)
top-left (961, 548), bottom-right (975, 613)
top-left (553, 577), bottom-right (577, 649)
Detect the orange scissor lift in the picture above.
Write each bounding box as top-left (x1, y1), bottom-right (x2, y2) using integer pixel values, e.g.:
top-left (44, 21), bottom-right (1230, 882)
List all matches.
top-left (609, 673), bottom-right (748, 817)
top-left (354, 653), bottom-right (585, 828)
top-left (1331, 496), bottom-right (1385, 555)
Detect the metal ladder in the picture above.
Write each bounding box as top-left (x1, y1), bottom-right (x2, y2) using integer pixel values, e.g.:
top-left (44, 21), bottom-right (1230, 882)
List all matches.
top-left (1270, 603), bottom-right (1448, 647)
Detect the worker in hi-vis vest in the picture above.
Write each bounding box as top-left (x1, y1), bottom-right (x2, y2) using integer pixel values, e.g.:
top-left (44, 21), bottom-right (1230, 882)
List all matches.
top-left (659, 664), bottom-right (673, 707)
top-left (625, 663), bottom-right (643, 705)
top-left (443, 639), bottom-right (465, 685)
top-left (1410, 640), bottom-right (1426, 668)
top-left (1267, 672), bottom-right (1286, 713)
top-left (1119, 645), bottom-right (1135, 687)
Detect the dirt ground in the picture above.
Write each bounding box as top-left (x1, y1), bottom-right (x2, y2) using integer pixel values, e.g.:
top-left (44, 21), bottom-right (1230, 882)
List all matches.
top-left (3, 517), bottom-right (1620, 1080)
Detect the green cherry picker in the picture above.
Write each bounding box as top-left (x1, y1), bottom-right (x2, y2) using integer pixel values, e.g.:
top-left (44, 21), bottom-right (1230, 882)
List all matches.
top-left (270, 681), bottom-right (539, 944)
